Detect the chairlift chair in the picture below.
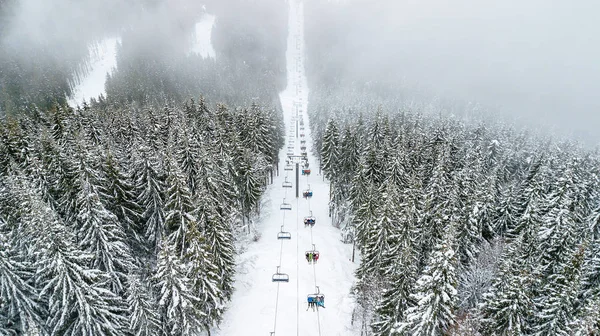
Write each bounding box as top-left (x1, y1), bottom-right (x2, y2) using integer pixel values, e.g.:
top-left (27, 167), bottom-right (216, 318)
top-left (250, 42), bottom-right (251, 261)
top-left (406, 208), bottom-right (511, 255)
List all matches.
top-left (302, 169), bottom-right (311, 176)
top-left (300, 146), bottom-right (307, 151)
top-left (272, 266), bottom-right (289, 282)
top-left (284, 164), bottom-right (293, 171)
top-left (282, 177), bottom-right (293, 188)
top-left (307, 286), bottom-right (325, 309)
top-left (277, 225), bottom-right (292, 240)
top-left (305, 244), bottom-right (320, 263)
top-left (303, 189), bottom-right (313, 199)
top-left (300, 140), bottom-right (306, 144)
top-left (300, 133), bottom-right (305, 138)
top-left (304, 216), bottom-right (316, 226)
top-left (287, 151), bottom-right (294, 157)
top-left (280, 199), bottom-right (292, 210)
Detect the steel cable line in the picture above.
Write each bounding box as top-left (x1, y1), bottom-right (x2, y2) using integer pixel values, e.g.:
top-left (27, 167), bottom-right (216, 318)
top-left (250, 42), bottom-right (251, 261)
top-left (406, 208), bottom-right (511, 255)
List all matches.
top-left (271, 174), bottom-right (291, 335)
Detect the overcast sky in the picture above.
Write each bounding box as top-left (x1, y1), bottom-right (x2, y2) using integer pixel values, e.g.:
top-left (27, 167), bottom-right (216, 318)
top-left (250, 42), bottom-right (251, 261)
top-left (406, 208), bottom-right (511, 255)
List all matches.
top-left (323, 0), bottom-right (600, 144)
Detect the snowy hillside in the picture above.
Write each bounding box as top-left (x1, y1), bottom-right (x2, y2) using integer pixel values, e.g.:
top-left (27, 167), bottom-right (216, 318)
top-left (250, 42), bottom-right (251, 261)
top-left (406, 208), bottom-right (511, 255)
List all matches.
top-left (214, 1), bottom-right (358, 335)
top-left (189, 14), bottom-right (216, 59)
top-left (68, 37), bottom-right (120, 106)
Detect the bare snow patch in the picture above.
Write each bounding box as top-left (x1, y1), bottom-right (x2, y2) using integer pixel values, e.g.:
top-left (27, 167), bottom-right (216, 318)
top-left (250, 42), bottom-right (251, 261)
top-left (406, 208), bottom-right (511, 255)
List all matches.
top-left (69, 37), bottom-right (120, 107)
top-left (189, 14), bottom-right (216, 59)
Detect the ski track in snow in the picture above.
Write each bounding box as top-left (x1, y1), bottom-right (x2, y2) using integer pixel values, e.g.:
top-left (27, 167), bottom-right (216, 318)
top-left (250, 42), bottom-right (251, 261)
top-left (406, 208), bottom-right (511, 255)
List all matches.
top-left (214, 2), bottom-right (358, 336)
top-left (68, 37), bottom-right (120, 107)
top-left (190, 14), bottom-right (216, 59)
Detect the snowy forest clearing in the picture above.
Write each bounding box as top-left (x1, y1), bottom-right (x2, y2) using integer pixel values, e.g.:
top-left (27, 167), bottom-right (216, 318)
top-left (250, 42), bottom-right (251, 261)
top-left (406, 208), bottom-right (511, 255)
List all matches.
top-left (68, 37), bottom-right (120, 106)
top-left (189, 14), bottom-right (216, 59)
top-left (214, 1), bottom-right (357, 335)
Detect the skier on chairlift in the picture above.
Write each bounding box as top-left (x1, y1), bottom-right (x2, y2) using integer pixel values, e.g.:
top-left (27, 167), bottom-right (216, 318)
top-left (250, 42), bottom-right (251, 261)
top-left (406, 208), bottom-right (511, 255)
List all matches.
top-left (316, 296), bottom-right (325, 308)
top-left (306, 297), bottom-right (315, 311)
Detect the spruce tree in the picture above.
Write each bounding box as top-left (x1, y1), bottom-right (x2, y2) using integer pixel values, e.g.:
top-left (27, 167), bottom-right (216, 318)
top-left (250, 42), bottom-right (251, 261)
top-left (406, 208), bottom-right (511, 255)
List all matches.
top-left (100, 149), bottom-right (143, 249)
top-left (398, 226), bottom-right (458, 335)
top-left (163, 156), bottom-right (196, 256)
top-left (127, 274), bottom-right (162, 336)
top-left (153, 243), bottom-right (204, 335)
top-left (76, 179), bottom-right (136, 294)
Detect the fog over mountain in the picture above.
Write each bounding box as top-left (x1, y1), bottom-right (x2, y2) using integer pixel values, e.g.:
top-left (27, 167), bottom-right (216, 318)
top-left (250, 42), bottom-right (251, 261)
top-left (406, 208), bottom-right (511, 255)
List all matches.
top-left (307, 0), bottom-right (600, 144)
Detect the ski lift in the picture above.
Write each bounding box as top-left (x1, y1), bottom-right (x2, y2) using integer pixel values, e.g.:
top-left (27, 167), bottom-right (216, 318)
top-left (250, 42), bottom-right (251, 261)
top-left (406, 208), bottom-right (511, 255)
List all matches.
top-left (305, 244), bottom-right (320, 263)
top-left (302, 168), bottom-right (311, 176)
top-left (282, 177), bottom-right (293, 188)
top-left (280, 199), bottom-right (292, 210)
top-left (300, 126), bottom-right (305, 131)
top-left (303, 187), bottom-right (313, 199)
top-left (284, 164), bottom-right (293, 171)
top-left (300, 146), bottom-right (307, 151)
top-left (272, 266), bottom-right (289, 282)
top-left (304, 212), bottom-right (316, 226)
top-left (300, 140), bottom-right (306, 144)
top-left (287, 151), bottom-right (294, 157)
top-left (300, 133), bottom-right (305, 138)
top-left (303, 162), bottom-right (310, 169)
top-left (277, 225), bottom-right (292, 240)
top-left (307, 287), bottom-right (325, 310)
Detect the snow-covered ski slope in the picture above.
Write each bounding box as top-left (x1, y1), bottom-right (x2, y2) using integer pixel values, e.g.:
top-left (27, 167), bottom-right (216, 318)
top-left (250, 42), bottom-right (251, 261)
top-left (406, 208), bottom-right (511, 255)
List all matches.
top-left (189, 14), bottom-right (216, 59)
top-left (214, 1), bottom-right (357, 335)
top-left (68, 37), bottom-right (120, 106)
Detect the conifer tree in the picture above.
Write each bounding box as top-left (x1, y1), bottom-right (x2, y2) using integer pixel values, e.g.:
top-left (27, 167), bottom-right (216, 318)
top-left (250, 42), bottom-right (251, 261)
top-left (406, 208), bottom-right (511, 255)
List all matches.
top-left (135, 146), bottom-right (166, 255)
top-left (480, 234), bottom-right (535, 335)
top-left (153, 243), bottom-right (204, 335)
top-left (533, 245), bottom-right (585, 336)
top-left (398, 226), bottom-right (458, 335)
top-left (0, 226), bottom-right (44, 334)
top-left (35, 208), bottom-right (127, 335)
top-left (321, 118), bottom-right (340, 181)
top-left (76, 179), bottom-right (136, 294)
top-left (100, 149), bottom-right (143, 249)
top-left (127, 274), bottom-right (162, 336)
top-left (201, 201), bottom-right (236, 300)
top-left (186, 224), bottom-right (223, 331)
top-left (163, 156), bottom-right (196, 256)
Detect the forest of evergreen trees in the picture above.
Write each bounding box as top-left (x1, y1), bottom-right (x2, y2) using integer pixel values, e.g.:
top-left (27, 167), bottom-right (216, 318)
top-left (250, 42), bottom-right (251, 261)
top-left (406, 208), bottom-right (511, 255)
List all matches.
top-left (0, 98), bottom-right (283, 334)
top-left (310, 94), bottom-right (600, 335)
top-left (305, 1), bottom-right (600, 335)
top-left (0, 0), bottom-right (289, 334)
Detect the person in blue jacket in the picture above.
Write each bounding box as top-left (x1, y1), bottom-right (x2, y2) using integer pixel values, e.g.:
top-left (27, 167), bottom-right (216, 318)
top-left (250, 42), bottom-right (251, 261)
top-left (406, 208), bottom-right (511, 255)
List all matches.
top-left (316, 296), bottom-right (325, 308)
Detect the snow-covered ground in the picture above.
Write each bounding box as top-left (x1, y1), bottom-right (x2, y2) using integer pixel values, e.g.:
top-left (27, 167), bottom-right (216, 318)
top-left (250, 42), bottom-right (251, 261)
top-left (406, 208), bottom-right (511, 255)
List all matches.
top-left (189, 14), bottom-right (216, 59)
top-left (214, 1), bottom-right (358, 335)
top-left (68, 37), bottom-right (120, 106)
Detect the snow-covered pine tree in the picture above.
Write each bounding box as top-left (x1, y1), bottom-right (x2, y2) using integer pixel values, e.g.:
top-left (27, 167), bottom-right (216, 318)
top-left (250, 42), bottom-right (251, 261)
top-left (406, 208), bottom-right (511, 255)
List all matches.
top-left (360, 183), bottom-right (401, 278)
top-left (235, 148), bottom-right (264, 232)
top-left (163, 155), bottom-right (196, 256)
top-left (100, 148), bottom-right (143, 251)
top-left (533, 244), bottom-right (585, 336)
top-left (0, 220), bottom-right (43, 334)
top-left (321, 118), bottom-right (340, 181)
top-left (127, 274), bottom-right (163, 336)
top-left (35, 204), bottom-right (127, 335)
top-left (397, 225), bottom-right (458, 335)
top-left (371, 181), bottom-right (420, 336)
top-left (153, 242), bottom-right (204, 335)
top-left (186, 223), bottom-right (223, 331)
top-left (76, 178), bottom-right (136, 294)
top-left (480, 234), bottom-right (535, 335)
top-left (201, 200), bottom-right (237, 301)
top-left (135, 145), bottom-right (166, 255)
top-left (176, 128), bottom-right (202, 196)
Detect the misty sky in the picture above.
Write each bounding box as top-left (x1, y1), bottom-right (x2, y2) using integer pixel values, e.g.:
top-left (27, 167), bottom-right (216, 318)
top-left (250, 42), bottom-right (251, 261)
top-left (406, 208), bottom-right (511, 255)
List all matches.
top-left (2, 0), bottom-right (599, 144)
top-left (334, 0), bottom-right (600, 143)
